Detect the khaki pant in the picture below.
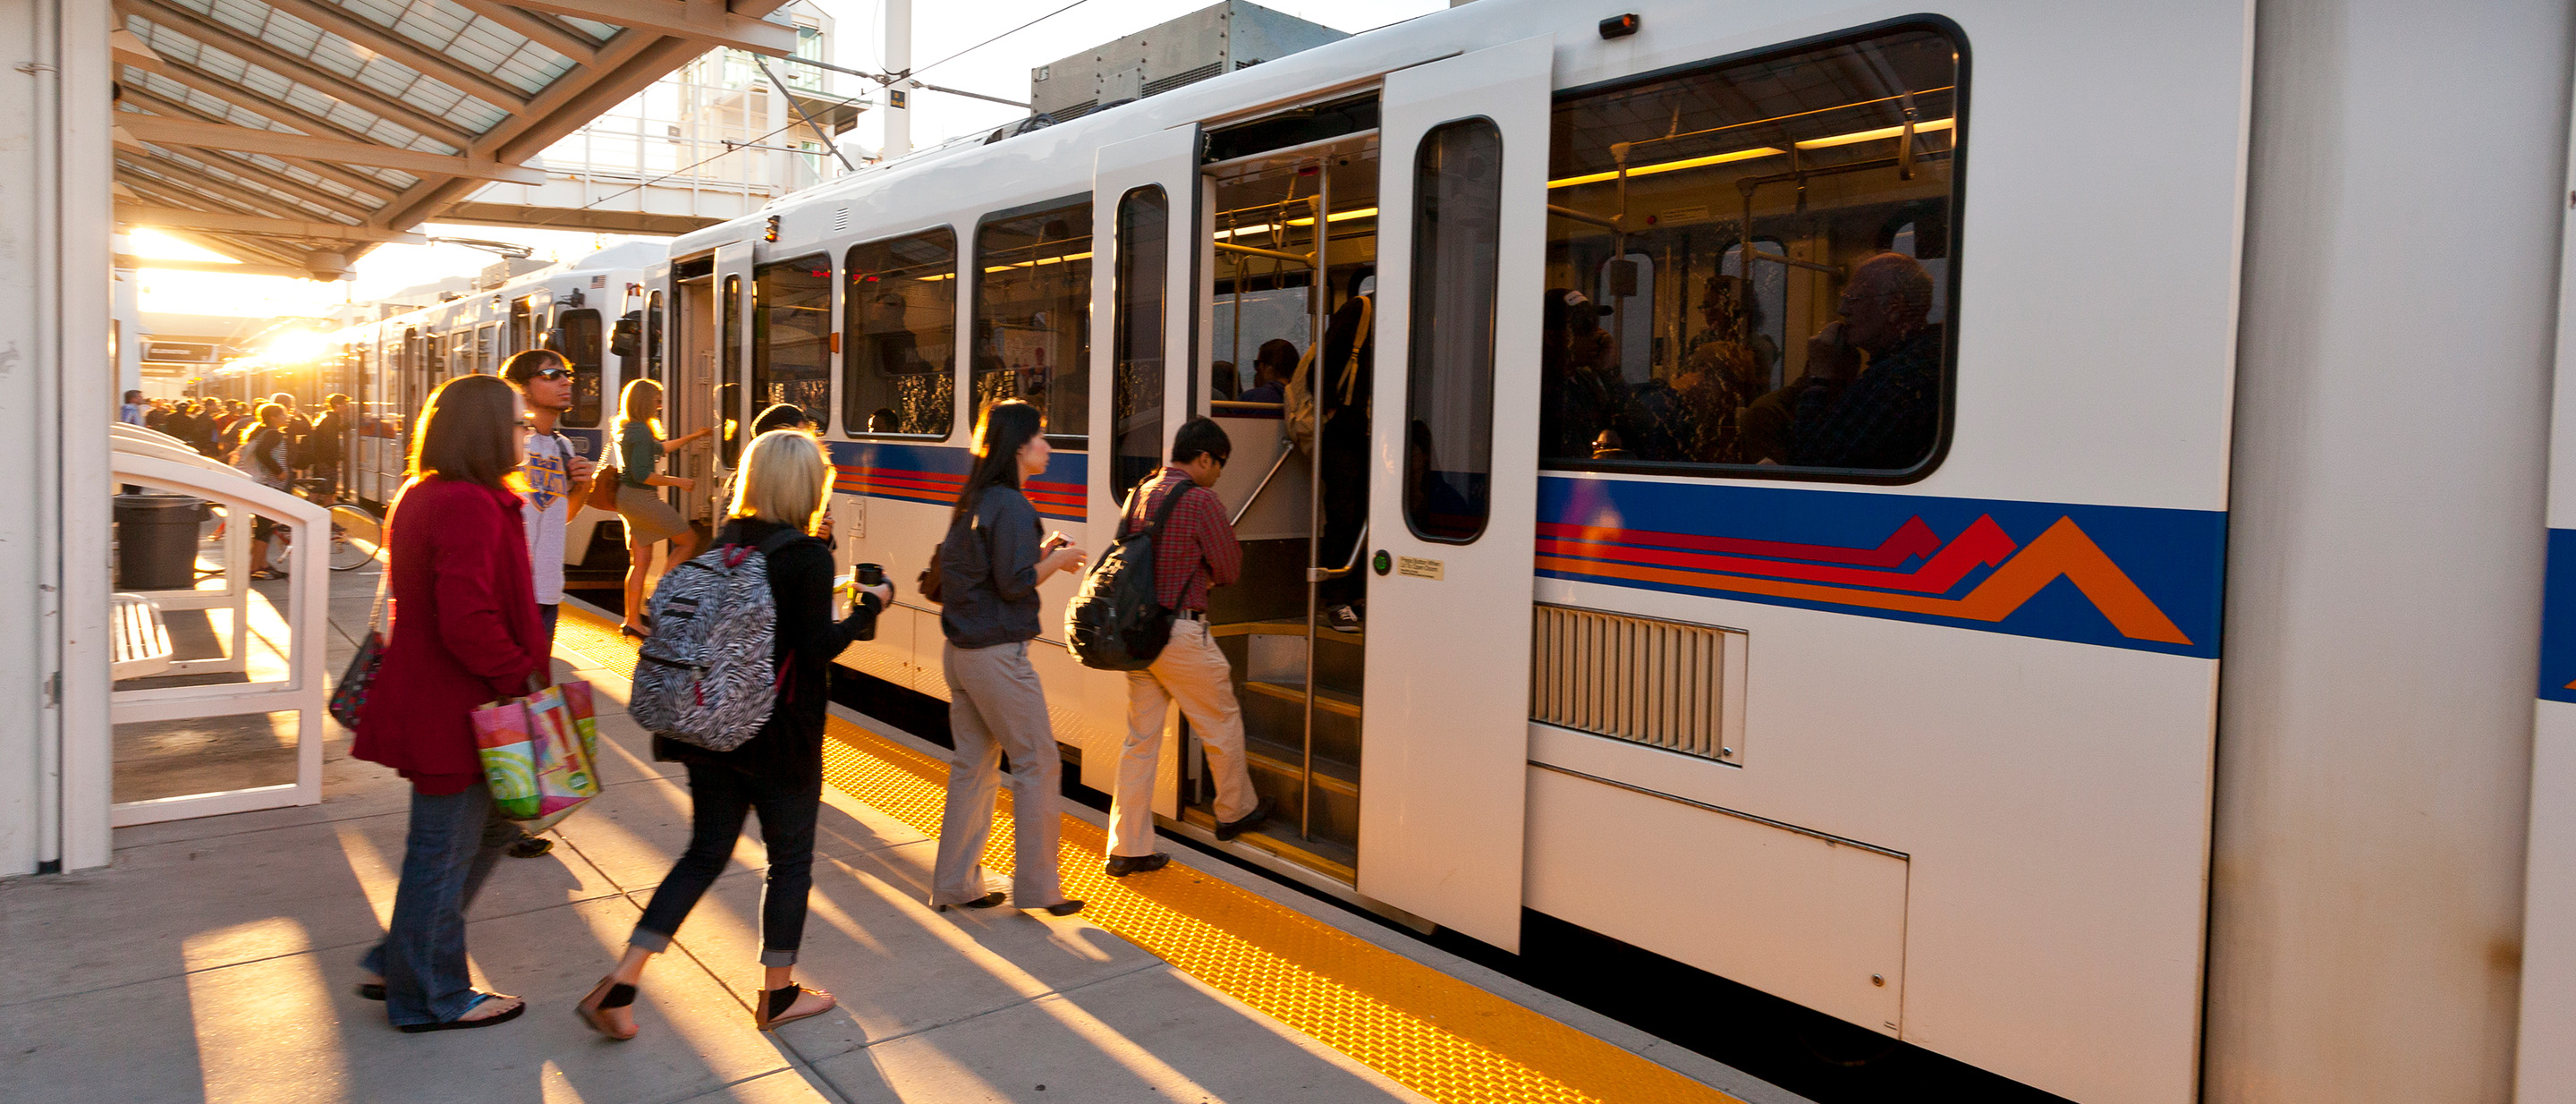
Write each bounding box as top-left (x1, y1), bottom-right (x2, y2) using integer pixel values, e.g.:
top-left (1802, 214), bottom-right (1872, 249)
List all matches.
top-left (930, 640), bottom-right (1068, 908)
top-left (1110, 618), bottom-right (1258, 857)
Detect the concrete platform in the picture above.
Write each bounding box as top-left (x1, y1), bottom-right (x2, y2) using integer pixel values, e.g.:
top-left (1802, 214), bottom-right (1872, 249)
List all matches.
top-left (5, 561), bottom-right (1797, 1104)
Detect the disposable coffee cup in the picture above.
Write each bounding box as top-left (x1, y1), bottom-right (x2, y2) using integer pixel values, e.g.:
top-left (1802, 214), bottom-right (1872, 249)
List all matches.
top-left (854, 562), bottom-right (885, 587)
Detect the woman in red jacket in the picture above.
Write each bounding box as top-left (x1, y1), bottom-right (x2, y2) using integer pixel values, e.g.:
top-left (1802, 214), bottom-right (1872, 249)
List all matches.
top-left (350, 373), bottom-right (548, 1032)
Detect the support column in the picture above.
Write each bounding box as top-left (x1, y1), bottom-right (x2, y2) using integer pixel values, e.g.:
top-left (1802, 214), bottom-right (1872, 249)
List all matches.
top-left (881, 0), bottom-right (910, 157)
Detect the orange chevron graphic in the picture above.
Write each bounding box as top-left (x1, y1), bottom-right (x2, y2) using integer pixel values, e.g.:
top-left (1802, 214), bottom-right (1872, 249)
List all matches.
top-left (1538, 516), bottom-right (2192, 645)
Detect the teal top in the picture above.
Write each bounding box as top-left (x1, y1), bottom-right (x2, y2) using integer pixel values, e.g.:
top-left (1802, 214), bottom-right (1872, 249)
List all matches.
top-left (619, 420), bottom-right (660, 488)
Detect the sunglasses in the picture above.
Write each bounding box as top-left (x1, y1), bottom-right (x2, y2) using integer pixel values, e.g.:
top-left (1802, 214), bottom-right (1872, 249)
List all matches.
top-left (530, 367), bottom-right (572, 380)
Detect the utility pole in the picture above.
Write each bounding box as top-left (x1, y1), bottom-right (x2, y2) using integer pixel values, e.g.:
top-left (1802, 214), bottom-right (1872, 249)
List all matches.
top-left (882, 0), bottom-right (911, 157)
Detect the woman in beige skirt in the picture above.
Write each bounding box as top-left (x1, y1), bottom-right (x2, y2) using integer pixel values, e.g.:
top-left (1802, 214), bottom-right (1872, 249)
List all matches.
top-left (612, 378), bottom-right (712, 637)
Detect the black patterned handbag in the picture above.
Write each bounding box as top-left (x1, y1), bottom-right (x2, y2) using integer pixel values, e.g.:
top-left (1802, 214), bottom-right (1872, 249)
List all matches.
top-left (328, 571), bottom-right (390, 729)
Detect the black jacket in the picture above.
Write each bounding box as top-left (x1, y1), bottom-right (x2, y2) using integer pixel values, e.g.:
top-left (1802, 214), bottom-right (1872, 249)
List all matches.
top-left (653, 518), bottom-right (882, 778)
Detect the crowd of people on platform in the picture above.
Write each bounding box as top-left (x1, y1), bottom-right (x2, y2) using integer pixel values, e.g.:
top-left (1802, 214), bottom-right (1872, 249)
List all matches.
top-left (125, 388), bottom-right (351, 580)
top-left (342, 347), bottom-right (1275, 1037)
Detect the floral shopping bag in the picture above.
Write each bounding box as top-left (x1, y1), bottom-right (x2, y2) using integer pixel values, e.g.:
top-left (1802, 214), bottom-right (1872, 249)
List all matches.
top-left (471, 679), bottom-right (601, 831)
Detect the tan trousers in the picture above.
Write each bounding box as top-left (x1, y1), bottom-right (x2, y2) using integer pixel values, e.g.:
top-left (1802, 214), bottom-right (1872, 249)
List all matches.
top-left (930, 640), bottom-right (1068, 908)
top-left (1110, 618), bottom-right (1258, 857)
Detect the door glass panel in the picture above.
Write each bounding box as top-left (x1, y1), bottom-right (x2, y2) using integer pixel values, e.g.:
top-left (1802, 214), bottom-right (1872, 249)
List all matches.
top-left (560, 309), bottom-right (604, 427)
top-left (1404, 118), bottom-right (1503, 544)
top-left (646, 291), bottom-right (665, 383)
top-left (974, 200), bottom-right (1092, 437)
top-left (1112, 185), bottom-right (1169, 504)
top-left (754, 253), bottom-right (835, 432)
top-left (720, 273), bottom-right (743, 466)
top-left (843, 229), bottom-right (957, 437)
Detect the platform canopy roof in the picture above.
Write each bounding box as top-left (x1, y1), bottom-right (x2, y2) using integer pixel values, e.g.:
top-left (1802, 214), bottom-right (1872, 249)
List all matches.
top-left (108, 0), bottom-right (800, 279)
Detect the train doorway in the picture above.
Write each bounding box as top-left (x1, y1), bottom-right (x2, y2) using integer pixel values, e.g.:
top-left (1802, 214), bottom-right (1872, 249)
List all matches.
top-left (1180, 117), bottom-right (1385, 883)
top-left (668, 251), bottom-right (721, 528)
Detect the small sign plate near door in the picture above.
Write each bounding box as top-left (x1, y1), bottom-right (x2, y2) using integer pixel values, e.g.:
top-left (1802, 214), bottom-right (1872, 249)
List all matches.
top-left (1397, 556), bottom-right (1445, 581)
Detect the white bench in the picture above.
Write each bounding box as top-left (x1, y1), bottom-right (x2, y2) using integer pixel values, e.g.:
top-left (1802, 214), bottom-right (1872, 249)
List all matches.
top-left (111, 591), bottom-right (173, 680)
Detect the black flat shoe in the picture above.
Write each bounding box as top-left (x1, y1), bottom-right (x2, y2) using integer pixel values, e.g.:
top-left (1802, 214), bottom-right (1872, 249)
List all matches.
top-left (396, 993), bottom-right (525, 1033)
top-left (507, 832), bottom-right (553, 858)
top-left (354, 981), bottom-right (385, 1001)
top-left (1216, 796), bottom-right (1276, 842)
top-left (619, 624), bottom-right (648, 640)
top-left (1041, 899), bottom-right (1085, 917)
top-left (935, 891), bottom-right (1005, 913)
top-left (1106, 853), bottom-right (1169, 879)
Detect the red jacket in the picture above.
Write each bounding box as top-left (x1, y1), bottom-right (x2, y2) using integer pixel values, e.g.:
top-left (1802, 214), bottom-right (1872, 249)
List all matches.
top-left (352, 477), bottom-right (547, 794)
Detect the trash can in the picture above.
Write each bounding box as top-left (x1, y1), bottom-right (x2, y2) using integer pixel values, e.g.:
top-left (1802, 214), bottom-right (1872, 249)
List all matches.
top-left (114, 493), bottom-right (208, 590)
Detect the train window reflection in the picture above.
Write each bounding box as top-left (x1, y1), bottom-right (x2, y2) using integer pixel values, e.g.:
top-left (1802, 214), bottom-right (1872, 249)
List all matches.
top-left (1545, 24), bottom-right (1962, 477)
top-left (754, 253), bottom-right (834, 434)
top-left (1404, 119), bottom-right (1503, 543)
top-left (974, 199), bottom-right (1091, 437)
top-left (843, 229), bottom-right (956, 437)
top-left (559, 308), bottom-right (603, 427)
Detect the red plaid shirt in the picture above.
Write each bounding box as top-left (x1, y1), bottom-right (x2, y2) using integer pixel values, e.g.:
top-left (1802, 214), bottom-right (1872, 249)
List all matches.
top-left (1122, 466), bottom-right (1240, 612)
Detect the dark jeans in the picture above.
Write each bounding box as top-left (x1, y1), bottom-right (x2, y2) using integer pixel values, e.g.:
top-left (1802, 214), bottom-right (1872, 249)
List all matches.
top-left (538, 602), bottom-right (559, 641)
top-left (360, 784), bottom-right (518, 1025)
top-left (1318, 429), bottom-right (1370, 608)
top-left (631, 761), bottom-right (821, 966)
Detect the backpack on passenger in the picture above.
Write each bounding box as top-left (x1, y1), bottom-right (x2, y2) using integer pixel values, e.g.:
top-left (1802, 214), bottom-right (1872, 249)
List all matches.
top-left (1065, 483), bottom-right (1191, 671)
top-left (630, 529), bottom-right (804, 752)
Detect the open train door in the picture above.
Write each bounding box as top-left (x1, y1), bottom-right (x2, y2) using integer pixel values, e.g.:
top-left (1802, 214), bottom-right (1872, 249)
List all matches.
top-left (1081, 123), bottom-right (1203, 798)
top-left (705, 239), bottom-right (757, 526)
top-left (1356, 35), bottom-right (1552, 950)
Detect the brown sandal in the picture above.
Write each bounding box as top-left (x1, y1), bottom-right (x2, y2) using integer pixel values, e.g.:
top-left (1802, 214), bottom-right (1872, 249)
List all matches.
top-left (575, 975), bottom-right (639, 1040)
top-left (754, 982), bottom-right (835, 1032)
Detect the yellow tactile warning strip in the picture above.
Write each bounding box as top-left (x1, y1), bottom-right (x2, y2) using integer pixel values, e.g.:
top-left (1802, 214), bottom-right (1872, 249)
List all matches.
top-left (555, 603), bottom-right (1738, 1104)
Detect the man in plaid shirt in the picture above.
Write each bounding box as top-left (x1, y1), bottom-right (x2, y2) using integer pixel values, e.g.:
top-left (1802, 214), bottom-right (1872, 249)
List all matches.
top-left (1105, 418), bottom-right (1275, 877)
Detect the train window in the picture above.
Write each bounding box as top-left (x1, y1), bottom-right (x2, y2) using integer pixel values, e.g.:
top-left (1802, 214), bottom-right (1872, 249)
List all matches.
top-left (559, 309), bottom-right (604, 428)
top-left (754, 253), bottom-right (834, 434)
top-left (646, 291), bottom-right (665, 383)
top-left (1111, 185), bottom-right (1168, 504)
top-left (843, 228), bottom-right (957, 437)
top-left (974, 198), bottom-right (1091, 438)
top-left (1403, 118), bottom-right (1504, 543)
top-left (1544, 23), bottom-right (1962, 479)
top-left (721, 273), bottom-right (743, 466)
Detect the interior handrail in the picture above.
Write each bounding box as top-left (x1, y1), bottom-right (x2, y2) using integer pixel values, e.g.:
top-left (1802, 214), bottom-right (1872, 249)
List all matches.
top-left (1230, 446), bottom-right (1298, 527)
top-left (1309, 520), bottom-right (1370, 581)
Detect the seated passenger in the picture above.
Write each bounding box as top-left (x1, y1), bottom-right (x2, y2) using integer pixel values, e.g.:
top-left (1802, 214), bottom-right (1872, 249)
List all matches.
top-left (1538, 288), bottom-right (1623, 461)
top-left (1784, 252), bottom-right (1943, 469)
top-left (1211, 361), bottom-right (1239, 402)
top-left (1669, 275), bottom-right (1766, 463)
top-left (1237, 338), bottom-right (1295, 407)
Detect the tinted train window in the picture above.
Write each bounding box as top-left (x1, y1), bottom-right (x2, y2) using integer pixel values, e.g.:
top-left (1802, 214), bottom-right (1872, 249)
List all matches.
top-left (560, 308), bottom-right (603, 427)
top-left (754, 253), bottom-right (834, 433)
top-left (843, 229), bottom-right (957, 437)
top-left (721, 273), bottom-right (742, 466)
top-left (974, 199), bottom-right (1091, 437)
top-left (1404, 119), bottom-right (1504, 543)
top-left (1111, 185), bottom-right (1168, 504)
top-left (646, 291), bottom-right (664, 383)
top-left (1545, 25), bottom-right (1962, 478)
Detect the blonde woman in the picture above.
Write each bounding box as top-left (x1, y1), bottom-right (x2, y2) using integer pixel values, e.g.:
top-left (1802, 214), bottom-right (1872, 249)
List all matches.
top-left (577, 428), bottom-right (892, 1039)
top-left (612, 378), bottom-right (713, 637)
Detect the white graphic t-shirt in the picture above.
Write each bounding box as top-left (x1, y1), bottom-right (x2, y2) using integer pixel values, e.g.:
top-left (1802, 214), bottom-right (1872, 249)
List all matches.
top-left (522, 432), bottom-right (575, 604)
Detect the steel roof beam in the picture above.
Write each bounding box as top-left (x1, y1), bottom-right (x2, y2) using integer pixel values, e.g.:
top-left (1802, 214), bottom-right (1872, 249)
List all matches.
top-left (130, 143), bottom-right (379, 221)
top-left (116, 254), bottom-right (328, 279)
top-left (260, 0), bottom-right (533, 112)
top-left (114, 0), bottom-right (480, 149)
top-left (115, 84), bottom-right (396, 205)
top-left (115, 204), bottom-right (428, 244)
top-left (450, 0), bottom-right (601, 66)
top-left (113, 149), bottom-right (343, 223)
top-left (118, 115), bottom-right (544, 183)
top-left (501, 0), bottom-right (798, 57)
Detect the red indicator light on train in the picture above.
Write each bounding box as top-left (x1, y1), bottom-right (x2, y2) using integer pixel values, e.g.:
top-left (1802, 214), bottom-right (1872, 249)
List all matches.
top-left (1598, 13), bottom-right (1639, 38)
top-left (763, 215), bottom-right (780, 242)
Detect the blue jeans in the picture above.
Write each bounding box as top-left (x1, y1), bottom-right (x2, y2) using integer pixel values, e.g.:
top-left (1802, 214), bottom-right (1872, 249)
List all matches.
top-left (538, 602), bottom-right (559, 641)
top-left (360, 784), bottom-right (519, 1025)
top-left (631, 762), bottom-right (821, 966)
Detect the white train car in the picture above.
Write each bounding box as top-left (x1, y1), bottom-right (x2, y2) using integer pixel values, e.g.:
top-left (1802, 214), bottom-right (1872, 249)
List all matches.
top-left (640, 3), bottom-right (2574, 1102)
top-left (343, 242), bottom-right (659, 571)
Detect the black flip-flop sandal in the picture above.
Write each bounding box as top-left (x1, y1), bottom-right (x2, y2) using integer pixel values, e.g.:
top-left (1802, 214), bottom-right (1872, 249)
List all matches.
top-left (396, 992), bottom-right (525, 1033)
top-left (575, 976), bottom-right (639, 1040)
top-left (755, 982), bottom-right (835, 1032)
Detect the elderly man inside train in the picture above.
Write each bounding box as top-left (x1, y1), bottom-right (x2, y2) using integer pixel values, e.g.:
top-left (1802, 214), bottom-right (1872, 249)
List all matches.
top-left (1739, 251), bottom-right (1943, 470)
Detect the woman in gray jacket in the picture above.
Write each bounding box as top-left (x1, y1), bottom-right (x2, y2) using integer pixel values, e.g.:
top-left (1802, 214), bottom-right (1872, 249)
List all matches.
top-left (928, 400), bottom-right (1089, 915)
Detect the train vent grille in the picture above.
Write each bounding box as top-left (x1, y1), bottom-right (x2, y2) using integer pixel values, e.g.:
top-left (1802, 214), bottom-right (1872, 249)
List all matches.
top-left (1530, 604), bottom-right (1748, 764)
top-left (833, 207), bottom-right (850, 234)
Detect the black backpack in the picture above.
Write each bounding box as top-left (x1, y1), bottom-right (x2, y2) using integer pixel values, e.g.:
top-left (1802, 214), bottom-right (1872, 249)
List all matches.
top-left (1065, 484), bottom-right (1190, 671)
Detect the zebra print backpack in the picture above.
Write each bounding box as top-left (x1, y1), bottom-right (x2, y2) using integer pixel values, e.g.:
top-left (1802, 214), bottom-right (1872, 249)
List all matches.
top-left (630, 528), bottom-right (803, 752)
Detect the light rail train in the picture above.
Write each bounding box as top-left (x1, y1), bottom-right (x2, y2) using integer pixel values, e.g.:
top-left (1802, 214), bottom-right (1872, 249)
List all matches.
top-left (306, 3), bottom-right (2576, 1101)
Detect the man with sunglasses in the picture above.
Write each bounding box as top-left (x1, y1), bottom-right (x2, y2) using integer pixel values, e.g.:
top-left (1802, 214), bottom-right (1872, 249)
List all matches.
top-left (498, 350), bottom-right (597, 859)
top-left (1103, 417), bottom-right (1273, 879)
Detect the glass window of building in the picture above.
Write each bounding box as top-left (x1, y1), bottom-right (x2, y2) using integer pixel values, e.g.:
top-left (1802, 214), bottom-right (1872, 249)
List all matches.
top-left (974, 200), bottom-right (1092, 437)
top-left (843, 229), bottom-right (957, 437)
top-left (1544, 24), bottom-right (1962, 478)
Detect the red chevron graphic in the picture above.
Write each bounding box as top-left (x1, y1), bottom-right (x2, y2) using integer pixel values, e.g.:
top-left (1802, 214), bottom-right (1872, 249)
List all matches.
top-left (1540, 514), bottom-right (2018, 593)
top-left (1538, 515), bottom-right (1942, 567)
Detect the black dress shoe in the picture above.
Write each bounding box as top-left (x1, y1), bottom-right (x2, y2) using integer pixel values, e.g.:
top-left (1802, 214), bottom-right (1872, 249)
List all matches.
top-left (1106, 853), bottom-right (1170, 879)
top-left (507, 832), bottom-right (553, 858)
top-left (1216, 796), bottom-right (1276, 842)
top-left (935, 891), bottom-right (1006, 913)
top-left (1042, 900), bottom-right (1085, 917)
